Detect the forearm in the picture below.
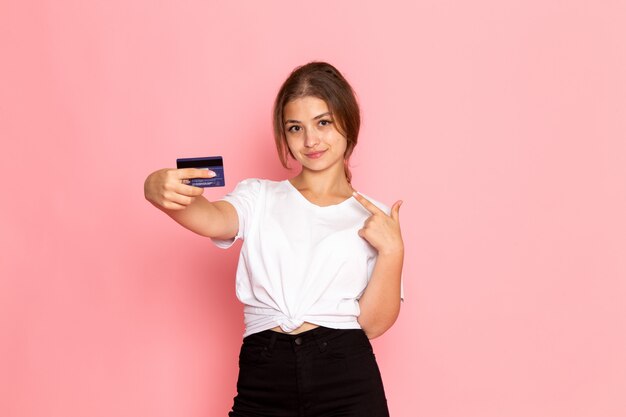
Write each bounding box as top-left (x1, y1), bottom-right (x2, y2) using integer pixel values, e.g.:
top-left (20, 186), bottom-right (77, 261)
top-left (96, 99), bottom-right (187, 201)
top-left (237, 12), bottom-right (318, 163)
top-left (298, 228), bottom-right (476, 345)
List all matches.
top-left (155, 197), bottom-right (237, 239)
top-left (357, 249), bottom-right (404, 339)
top-left (144, 167), bottom-right (238, 239)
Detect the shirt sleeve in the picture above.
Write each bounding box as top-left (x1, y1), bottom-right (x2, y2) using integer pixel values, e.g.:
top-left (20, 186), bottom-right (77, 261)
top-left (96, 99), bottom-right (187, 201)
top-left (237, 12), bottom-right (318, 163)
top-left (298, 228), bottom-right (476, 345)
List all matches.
top-left (211, 178), bottom-right (262, 249)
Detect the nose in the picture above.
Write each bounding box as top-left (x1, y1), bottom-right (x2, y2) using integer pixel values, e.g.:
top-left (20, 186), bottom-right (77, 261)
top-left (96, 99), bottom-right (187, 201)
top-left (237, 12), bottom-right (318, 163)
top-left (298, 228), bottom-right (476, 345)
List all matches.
top-left (304, 129), bottom-right (321, 148)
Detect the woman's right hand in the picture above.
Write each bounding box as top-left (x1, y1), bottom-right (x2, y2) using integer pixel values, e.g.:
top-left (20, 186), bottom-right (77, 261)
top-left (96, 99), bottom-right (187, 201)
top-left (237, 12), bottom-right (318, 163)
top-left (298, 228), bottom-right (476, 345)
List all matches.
top-left (144, 168), bottom-right (216, 211)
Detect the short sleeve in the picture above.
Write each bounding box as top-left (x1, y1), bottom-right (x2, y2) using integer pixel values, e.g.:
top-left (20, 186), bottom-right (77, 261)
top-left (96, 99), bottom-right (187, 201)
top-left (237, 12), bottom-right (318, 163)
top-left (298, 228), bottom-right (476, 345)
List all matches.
top-left (211, 178), bottom-right (262, 249)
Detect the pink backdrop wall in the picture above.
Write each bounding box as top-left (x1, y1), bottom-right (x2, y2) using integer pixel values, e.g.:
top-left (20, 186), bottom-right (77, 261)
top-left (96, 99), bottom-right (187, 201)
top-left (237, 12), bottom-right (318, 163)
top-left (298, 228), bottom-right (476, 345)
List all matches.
top-left (2, 1), bottom-right (625, 416)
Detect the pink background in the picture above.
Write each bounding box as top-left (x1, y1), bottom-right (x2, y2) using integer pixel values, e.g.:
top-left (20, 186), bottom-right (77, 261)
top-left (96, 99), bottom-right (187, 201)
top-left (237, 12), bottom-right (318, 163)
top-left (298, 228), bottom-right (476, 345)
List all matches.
top-left (2, 1), bottom-right (625, 416)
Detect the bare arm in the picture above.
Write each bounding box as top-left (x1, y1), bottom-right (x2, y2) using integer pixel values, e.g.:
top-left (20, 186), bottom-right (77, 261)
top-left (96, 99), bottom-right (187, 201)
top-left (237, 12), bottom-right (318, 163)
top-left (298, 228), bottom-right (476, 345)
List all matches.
top-left (144, 168), bottom-right (238, 239)
top-left (352, 192), bottom-right (404, 339)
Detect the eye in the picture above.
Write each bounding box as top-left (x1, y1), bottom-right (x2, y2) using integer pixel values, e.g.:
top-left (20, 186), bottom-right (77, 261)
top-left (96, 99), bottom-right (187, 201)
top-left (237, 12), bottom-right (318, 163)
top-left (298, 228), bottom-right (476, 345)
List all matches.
top-left (319, 119), bottom-right (333, 127)
top-left (287, 125), bottom-right (302, 133)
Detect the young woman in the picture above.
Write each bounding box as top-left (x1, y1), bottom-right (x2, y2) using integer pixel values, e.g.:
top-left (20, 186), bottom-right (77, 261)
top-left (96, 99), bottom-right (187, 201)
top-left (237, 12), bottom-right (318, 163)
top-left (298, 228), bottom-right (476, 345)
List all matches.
top-left (144, 62), bottom-right (404, 417)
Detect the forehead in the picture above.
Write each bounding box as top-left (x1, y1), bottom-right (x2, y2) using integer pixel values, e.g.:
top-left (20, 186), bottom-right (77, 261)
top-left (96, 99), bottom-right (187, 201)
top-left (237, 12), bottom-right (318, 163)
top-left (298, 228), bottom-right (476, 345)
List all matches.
top-left (283, 96), bottom-right (330, 120)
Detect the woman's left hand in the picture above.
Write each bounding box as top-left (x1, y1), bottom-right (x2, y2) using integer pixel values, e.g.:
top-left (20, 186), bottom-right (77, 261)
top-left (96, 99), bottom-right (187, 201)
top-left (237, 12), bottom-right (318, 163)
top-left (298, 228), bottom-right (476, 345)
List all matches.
top-left (352, 192), bottom-right (404, 256)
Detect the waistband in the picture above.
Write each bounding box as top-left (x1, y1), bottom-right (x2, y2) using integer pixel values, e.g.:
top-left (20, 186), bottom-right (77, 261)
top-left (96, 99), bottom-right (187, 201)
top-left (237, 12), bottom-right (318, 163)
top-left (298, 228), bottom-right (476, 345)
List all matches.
top-left (243, 326), bottom-right (367, 352)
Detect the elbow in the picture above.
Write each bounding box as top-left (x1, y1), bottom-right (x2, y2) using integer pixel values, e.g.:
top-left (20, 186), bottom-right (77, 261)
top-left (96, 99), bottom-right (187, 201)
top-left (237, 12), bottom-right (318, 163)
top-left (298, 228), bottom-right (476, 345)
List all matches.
top-left (358, 310), bottom-right (400, 340)
top-left (363, 327), bottom-right (386, 340)
top-left (360, 319), bottom-right (397, 340)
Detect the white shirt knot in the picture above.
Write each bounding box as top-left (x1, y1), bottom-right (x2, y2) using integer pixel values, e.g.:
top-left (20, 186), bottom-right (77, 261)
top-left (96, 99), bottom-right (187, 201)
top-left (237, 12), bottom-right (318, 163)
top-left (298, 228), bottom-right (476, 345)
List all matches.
top-left (279, 317), bottom-right (304, 333)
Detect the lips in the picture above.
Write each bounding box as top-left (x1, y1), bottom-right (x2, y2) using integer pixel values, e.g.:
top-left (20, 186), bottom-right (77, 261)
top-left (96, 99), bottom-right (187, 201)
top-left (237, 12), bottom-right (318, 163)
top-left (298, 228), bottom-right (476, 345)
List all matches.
top-left (304, 150), bottom-right (326, 159)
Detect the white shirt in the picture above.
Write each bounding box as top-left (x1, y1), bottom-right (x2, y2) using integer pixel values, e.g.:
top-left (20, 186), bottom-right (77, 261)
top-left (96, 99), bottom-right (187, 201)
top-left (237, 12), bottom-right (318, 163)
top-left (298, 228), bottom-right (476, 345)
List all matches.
top-left (213, 178), bottom-right (400, 337)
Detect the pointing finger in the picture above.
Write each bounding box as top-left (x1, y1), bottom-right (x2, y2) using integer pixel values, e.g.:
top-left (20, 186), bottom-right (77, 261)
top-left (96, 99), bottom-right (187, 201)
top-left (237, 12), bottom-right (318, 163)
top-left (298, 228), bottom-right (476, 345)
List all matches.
top-left (177, 168), bottom-right (216, 180)
top-left (352, 191), bottom-right (384, 215)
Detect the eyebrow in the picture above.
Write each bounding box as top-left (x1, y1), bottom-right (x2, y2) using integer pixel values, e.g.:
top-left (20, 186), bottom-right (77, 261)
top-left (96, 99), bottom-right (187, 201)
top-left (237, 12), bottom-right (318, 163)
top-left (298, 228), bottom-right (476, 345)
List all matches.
top-left (284, 112), bottom-right (332, 125)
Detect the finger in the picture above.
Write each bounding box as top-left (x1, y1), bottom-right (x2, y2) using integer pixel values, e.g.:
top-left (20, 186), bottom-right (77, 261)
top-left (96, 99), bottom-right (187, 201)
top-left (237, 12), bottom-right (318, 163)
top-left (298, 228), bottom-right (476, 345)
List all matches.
top-left (173, 182), bottom-right (205, 197)
top-left (352, 191), bottom-right (384, 215)
top-left (390, 200), bottom-right (403, 222)
top-left (161, 200), bottom-right (187, 211)
top-left (164, 190), bottom-right (198, 207)
top-left (176, 168), bottom-right (216, 180)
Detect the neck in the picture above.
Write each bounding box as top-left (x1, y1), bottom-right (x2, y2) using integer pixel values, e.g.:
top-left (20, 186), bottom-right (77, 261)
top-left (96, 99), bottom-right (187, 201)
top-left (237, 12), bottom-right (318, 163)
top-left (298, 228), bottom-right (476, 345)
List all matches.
top-left (290, 165), bottom-right (353, 198)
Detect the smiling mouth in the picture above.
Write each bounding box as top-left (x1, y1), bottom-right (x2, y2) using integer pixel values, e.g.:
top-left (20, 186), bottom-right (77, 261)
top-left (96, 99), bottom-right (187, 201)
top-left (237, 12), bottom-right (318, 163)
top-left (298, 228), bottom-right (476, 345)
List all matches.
top-left (305, 150), bottom-right (326, 159)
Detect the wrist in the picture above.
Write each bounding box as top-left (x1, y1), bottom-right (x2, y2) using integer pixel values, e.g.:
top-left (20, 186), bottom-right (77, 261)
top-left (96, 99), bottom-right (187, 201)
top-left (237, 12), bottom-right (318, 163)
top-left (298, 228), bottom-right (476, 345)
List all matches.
top-left (377, 245), bottom-right (404, 258)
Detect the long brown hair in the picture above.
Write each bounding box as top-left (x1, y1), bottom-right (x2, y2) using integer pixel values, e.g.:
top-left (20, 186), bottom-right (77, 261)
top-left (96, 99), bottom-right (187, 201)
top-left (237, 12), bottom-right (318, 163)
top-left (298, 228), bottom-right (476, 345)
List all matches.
top-left (273, 62), bottom-right (360, 183)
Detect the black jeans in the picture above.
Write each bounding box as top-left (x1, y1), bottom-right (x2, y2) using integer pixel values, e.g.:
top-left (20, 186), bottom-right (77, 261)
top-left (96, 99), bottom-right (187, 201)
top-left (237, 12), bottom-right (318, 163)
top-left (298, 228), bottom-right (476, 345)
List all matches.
top-left (229, 327), bottom-right (390, 417)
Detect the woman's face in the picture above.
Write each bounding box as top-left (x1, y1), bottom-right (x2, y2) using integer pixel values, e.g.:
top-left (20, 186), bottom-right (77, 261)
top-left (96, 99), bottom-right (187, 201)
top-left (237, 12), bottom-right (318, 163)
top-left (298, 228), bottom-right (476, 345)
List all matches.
top-left (283, 96), bottom-right (347, 175)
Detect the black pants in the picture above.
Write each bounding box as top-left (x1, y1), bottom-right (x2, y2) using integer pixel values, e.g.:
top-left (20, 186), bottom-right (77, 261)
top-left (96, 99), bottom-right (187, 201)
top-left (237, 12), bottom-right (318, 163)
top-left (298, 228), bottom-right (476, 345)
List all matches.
top-left (229, 327), bottom-right (390, 417)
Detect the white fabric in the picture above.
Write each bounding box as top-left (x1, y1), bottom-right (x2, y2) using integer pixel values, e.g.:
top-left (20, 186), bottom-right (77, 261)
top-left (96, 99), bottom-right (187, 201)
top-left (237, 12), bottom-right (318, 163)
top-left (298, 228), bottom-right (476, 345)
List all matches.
top-left (212, 178), bottom-right (402, 338)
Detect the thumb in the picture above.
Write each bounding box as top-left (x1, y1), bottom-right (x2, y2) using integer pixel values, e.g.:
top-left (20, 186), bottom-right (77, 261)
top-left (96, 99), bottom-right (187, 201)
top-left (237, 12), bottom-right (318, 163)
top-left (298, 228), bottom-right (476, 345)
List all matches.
top-left (391, 200), bottom-right (403, 221)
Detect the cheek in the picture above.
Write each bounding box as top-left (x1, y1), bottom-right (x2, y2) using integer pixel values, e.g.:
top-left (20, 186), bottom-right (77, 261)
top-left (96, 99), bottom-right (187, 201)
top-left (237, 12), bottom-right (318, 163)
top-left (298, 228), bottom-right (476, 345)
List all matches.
top-left (328, 133), bottom-right (348, 154)
top-left (285, 137), bottom-right (299, 156)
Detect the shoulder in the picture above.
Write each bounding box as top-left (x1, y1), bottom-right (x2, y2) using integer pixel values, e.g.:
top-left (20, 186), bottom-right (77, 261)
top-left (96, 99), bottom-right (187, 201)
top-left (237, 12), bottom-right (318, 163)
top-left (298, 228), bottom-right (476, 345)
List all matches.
top-left (231, 178), bottom-right (283, 188)
top-left (228, 178), bottom-right (267, 193)
top-left (226, 178), bottom-right (290, 199)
